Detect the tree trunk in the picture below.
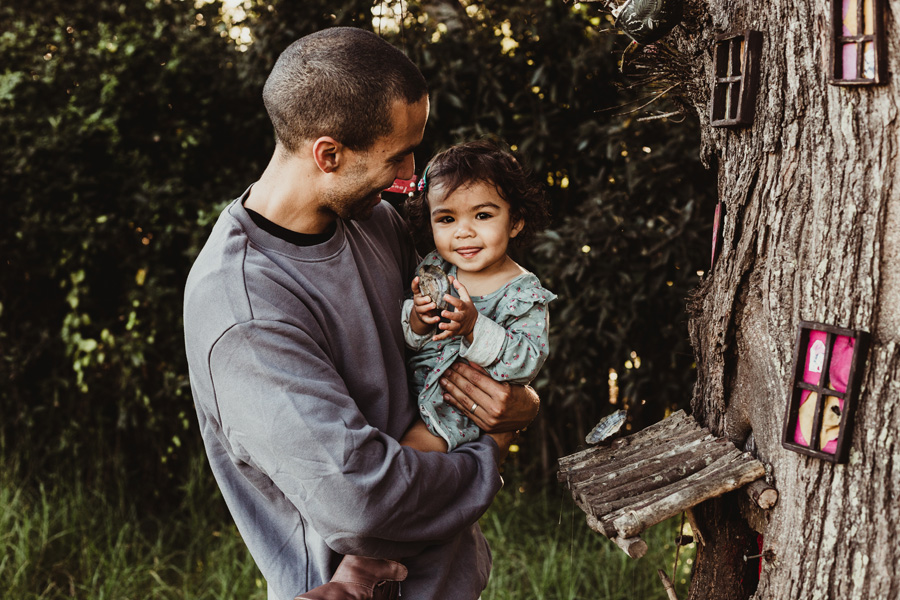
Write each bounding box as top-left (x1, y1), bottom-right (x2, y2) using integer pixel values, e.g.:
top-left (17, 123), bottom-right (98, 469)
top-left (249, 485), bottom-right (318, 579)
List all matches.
top-left (661, 0), bottom-right (900, 598)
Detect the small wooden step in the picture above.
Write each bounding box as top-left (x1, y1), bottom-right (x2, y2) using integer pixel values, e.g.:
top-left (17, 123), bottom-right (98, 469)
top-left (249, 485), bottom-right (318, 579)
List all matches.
top-left (558, 410), bottom-right (766, 558)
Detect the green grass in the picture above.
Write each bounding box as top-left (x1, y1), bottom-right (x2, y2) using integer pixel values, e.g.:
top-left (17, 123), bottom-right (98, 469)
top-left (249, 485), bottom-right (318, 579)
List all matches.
top-left (0, 458), bottom-right (694, 599)
top-left (0, 457), bottom-right (265, 600)
top-left (480, 485), bottom-right (696, 600)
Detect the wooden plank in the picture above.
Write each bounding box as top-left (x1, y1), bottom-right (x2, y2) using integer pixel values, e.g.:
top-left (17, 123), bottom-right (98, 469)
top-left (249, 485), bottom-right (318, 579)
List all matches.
top-left (558, 412), bottom-right (698, 483)
top-left (565, 425), bottom-right (712, 487)
top-left (558, 410), bottom-right (692, 473)
top-left (576, 439), bottom-right (735, 515)
top-left (586, 447), bottom-right (746, 529)
top-left (607, 455), bottom-right (766, 539)
top-left (560, 409), bottom-right (766, 543)
top-left (570, 434), bottom-right (725, 498)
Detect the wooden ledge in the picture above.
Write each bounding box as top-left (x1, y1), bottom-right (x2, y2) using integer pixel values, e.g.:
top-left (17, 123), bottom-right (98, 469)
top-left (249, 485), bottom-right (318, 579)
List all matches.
top-left (558, 410), bottom-right (767, 557)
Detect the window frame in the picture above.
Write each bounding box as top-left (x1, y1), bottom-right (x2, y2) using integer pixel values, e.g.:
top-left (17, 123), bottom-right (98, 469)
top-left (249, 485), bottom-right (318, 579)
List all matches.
top-left (781, 321), bottom-right (870, 463)
top-left (830, 0), bottom-right (886, 85)
top-left (710, 30), bottom-right (763, 128)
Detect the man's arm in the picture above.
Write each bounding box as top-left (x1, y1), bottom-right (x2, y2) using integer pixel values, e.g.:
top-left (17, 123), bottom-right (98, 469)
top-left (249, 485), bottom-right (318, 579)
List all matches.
top-left (211, 320), bottom-right (504, 558)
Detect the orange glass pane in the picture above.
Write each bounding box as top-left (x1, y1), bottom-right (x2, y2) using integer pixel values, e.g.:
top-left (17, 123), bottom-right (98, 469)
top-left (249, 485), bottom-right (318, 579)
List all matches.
top-left (842, 0), bottom-right (858, 35)
top-left (863, 0), bottom-right (874, 34)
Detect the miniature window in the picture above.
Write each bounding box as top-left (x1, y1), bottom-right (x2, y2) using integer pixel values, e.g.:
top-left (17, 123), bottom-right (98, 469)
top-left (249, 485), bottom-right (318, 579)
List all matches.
top-left (710, 30), bottom-right (762, 128)
top-left (831, 0), bottom-right (885, 85)
top-left (781, 321), bottom-right (870, 463)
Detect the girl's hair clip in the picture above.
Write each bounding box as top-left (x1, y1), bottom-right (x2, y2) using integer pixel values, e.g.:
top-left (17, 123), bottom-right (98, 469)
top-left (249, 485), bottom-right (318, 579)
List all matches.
top-left (417, 166), bottom-right (430, 192)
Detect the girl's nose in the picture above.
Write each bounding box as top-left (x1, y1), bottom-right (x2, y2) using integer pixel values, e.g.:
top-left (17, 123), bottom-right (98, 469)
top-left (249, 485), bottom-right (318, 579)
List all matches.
top-left (454, 221), bottom-right (475, 238)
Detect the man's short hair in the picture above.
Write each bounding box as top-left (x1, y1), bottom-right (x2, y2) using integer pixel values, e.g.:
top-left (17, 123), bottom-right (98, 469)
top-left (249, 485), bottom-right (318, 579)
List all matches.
top-left (262, 27), bottom-right (427, 153)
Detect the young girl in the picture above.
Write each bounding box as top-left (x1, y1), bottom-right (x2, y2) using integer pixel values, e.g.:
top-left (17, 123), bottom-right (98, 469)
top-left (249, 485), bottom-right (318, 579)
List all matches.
top-left (400, 139), bottom-right (556, 452)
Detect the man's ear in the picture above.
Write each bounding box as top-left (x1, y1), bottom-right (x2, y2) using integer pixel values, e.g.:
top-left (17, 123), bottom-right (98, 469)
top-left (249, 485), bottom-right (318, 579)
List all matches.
top-left (312, 136), bottom-right (342, 173)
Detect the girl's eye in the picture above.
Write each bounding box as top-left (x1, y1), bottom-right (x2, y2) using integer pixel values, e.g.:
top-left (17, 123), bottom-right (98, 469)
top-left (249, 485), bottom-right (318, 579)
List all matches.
top-left (476, 212), bottom-right (493, 220)
top-left (435, 216), bottom-right (454, 224)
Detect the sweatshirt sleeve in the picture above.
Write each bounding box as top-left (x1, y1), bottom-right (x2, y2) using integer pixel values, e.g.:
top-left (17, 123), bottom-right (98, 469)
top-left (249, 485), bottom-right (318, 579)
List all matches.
top-left (209, 318), bottom-right (503, 558)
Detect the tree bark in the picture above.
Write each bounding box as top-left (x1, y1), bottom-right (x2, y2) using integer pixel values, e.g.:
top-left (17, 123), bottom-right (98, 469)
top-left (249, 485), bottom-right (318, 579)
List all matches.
top-left (656, 0), bottom-right (900, 598)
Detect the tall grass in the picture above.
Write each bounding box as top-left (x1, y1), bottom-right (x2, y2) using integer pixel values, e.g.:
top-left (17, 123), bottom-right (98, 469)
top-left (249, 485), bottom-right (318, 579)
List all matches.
top-left (0, 456), bottom-right (694, 599)
top-left (480, 485), bottom-right (695, 600)
top-left (0, 456), bottom-right (265, 600)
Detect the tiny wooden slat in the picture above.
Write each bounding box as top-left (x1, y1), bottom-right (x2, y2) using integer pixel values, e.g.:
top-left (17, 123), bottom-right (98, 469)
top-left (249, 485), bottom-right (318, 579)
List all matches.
top-left (559, 410), bottom-right (766, 550)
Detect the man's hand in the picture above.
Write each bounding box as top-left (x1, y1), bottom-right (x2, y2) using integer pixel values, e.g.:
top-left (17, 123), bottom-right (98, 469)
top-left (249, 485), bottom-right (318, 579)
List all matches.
top-left (439, 362), bottom-right (540, 433)
top-left (409, 276), bottom-right (441, 335)
top-left (433, 276), bottom-right (478, 342)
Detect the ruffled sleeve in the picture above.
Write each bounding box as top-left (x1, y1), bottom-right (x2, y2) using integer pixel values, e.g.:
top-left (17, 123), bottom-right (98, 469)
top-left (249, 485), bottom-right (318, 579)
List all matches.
top-left (461, 274), bottom-right (556, 384)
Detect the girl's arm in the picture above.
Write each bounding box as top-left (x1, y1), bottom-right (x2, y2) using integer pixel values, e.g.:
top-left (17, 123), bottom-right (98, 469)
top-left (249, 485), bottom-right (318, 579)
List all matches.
top-left (400, 420), bottom-right (449, 453)
top-left (461, 301), bottom-right (552, 385)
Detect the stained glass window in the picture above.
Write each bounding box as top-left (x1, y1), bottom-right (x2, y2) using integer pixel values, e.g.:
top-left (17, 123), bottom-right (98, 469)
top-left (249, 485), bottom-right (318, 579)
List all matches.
top-left (781, 322), bottom-right (870, 463)
top-left (831, 0), bottom-right (885, 85)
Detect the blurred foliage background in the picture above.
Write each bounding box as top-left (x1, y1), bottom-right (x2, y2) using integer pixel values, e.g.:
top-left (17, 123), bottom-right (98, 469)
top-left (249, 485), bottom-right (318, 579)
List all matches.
top-left (0, 0), bottom-right (715, 498)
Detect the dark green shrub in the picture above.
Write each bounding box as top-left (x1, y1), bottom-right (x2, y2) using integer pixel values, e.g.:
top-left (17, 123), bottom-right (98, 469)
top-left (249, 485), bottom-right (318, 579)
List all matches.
top-left (1, 0), bottom-right (714, 491)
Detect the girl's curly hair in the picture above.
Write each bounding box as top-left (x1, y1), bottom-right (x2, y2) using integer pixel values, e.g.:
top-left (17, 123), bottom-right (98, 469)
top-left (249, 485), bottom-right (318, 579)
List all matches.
top-left (404, 139), bottom-right (549, 250)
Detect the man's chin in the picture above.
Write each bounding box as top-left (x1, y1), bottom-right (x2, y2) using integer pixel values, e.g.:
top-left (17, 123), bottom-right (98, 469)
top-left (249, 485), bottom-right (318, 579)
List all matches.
top-left (347, 193), bottom-right (382, 221)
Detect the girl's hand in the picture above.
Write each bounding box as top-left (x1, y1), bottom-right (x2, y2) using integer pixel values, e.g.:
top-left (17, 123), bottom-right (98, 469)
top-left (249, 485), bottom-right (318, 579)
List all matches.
top-left (409, 276), bottom-right (441, 335)
top-left (433, 276), bottom-right (478, 342)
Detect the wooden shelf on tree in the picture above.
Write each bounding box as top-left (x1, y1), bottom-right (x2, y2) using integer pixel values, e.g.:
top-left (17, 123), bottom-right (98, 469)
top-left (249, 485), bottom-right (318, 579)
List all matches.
top-left (558, 410), bottom-right (766, 558)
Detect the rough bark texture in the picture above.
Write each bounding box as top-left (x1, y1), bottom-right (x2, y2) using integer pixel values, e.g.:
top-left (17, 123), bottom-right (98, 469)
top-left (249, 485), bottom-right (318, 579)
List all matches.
top-left (650, 0), bottom-right (900, 598)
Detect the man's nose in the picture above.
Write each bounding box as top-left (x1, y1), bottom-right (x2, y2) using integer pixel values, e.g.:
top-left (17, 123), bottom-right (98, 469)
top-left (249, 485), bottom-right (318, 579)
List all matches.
top-left (396, 154), bottom-right (415, 180)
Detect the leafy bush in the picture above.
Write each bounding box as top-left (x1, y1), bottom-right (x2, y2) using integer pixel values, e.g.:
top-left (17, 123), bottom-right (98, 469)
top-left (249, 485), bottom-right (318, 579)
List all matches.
top-left (1, 0), bottom-right (714, 489)
top-left (374, 2), bottom-right (716, 471)
top-left (0, 0), bottom-right (336, 486)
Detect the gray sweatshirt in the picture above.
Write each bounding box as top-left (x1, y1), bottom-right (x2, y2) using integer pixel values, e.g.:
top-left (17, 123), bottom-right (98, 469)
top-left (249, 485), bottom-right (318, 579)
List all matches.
top-left (183, 192), bottom-right (501, 599)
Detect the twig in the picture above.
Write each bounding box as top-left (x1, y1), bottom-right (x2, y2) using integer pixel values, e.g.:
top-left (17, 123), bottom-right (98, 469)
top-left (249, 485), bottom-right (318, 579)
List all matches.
top-left (657, 569), bottom-right (680, 600)
top-left (636, 111), bottom-right (686, 123)
top-left (611, 83), bottom-right (681, 117)
top-left (672, 511), bottom-right (685, 582)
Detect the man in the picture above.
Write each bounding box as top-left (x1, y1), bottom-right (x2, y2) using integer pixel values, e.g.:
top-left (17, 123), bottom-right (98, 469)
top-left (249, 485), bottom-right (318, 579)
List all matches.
top-left (183, 27), bottom-right (539, 599)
